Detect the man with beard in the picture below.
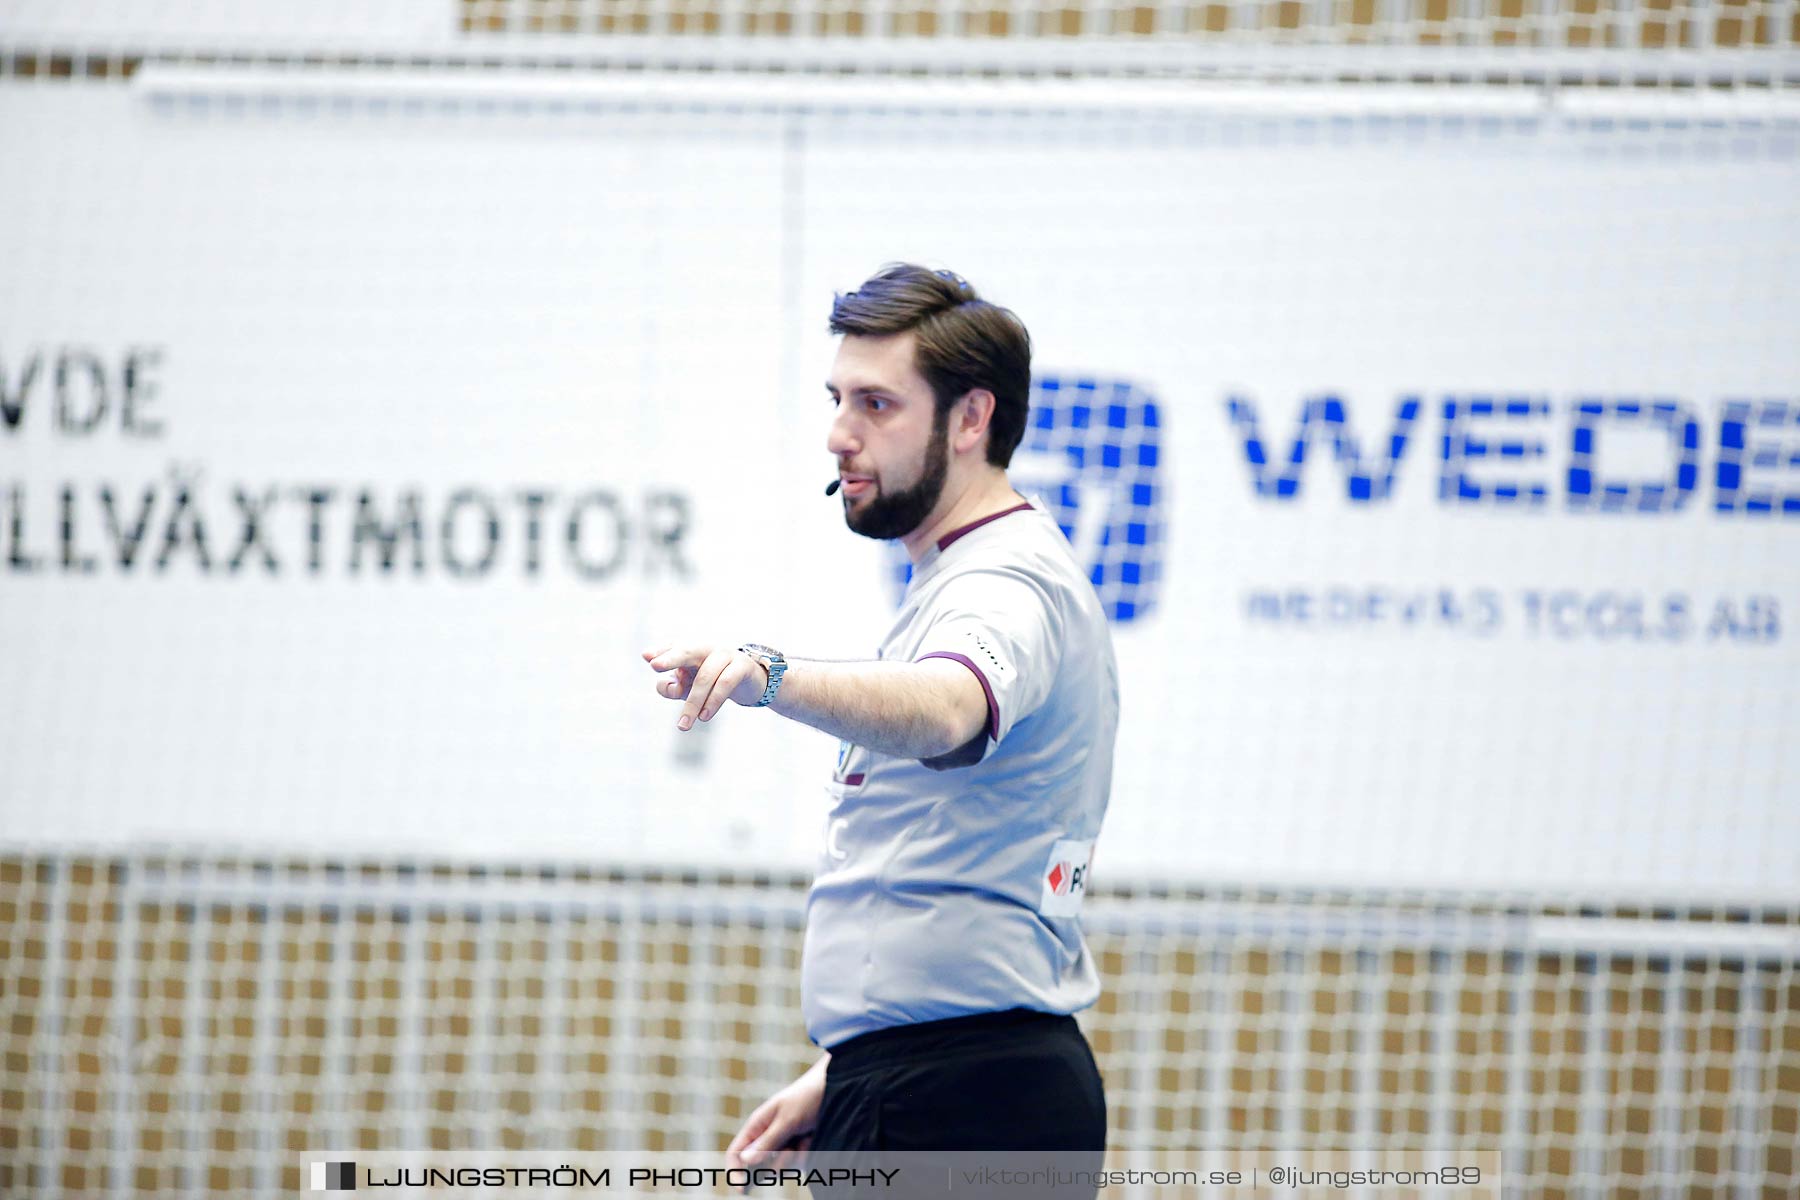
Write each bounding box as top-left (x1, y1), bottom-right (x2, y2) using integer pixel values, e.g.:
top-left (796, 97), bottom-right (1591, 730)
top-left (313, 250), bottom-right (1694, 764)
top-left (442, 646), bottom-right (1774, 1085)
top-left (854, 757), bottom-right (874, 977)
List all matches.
top-left (643, 265), bottom-right (1118, 1176)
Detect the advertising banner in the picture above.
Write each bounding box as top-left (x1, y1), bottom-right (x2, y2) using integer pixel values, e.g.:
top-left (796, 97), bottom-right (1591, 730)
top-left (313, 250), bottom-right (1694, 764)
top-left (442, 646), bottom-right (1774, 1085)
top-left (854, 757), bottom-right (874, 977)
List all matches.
top-left (2, 76), bottom-right (1795, 897)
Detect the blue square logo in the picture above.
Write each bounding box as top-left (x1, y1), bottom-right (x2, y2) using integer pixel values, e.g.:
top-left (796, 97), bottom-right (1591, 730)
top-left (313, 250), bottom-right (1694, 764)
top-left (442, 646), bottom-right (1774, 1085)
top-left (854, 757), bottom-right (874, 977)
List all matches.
top-left (889, 375), bottom-right (1164, 623)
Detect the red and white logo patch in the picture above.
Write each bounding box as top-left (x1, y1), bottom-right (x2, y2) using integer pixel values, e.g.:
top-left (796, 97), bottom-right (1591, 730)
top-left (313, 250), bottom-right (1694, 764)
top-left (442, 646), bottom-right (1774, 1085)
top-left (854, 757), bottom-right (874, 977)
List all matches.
top-left (1039, 839), bottom-right (1093, 916)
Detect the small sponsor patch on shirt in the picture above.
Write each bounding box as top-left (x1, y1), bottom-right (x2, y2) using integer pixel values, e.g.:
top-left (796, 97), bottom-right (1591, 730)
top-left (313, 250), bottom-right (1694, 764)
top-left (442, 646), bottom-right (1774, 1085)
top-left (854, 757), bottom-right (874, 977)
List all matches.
top-left (833, 740), bottom-right (866, 786)
top-left (1039, 839), bottom-right (1094, 916)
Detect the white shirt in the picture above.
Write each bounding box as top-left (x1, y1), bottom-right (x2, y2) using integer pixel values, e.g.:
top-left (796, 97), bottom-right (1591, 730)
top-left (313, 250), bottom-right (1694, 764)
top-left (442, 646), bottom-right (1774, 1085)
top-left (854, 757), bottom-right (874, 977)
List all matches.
top-left (801, 497), bottom-right (1121, 1048)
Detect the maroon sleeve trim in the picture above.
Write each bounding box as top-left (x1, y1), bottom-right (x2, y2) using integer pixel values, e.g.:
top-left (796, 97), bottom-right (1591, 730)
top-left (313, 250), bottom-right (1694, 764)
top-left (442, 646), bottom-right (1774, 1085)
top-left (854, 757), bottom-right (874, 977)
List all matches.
top-left (918, 651), bottom-right (1000, 742)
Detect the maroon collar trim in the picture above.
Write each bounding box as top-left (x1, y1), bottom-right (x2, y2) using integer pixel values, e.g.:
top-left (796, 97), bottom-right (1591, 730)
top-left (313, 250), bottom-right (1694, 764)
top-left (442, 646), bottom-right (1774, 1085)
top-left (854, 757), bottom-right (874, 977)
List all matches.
top-left (936, 501), bottom-right (1033, 552)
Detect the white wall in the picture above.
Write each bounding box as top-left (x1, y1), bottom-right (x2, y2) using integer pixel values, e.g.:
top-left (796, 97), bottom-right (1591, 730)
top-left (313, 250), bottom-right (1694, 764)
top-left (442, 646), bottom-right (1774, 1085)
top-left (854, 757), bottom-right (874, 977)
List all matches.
top-left (1, 73), bottom-right (1796, 899)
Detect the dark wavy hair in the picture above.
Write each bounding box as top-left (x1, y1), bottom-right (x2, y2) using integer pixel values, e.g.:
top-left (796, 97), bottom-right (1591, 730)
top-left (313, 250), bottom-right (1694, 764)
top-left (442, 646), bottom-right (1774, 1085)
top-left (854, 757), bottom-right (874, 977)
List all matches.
top-left (828, 264), bottom-right (1032, 469)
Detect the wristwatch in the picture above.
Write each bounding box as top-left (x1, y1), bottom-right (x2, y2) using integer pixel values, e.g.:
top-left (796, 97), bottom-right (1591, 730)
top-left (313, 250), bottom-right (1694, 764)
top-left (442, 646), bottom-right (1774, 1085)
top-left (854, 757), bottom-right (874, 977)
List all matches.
top-left (738, 644), bottom-right (787, 707)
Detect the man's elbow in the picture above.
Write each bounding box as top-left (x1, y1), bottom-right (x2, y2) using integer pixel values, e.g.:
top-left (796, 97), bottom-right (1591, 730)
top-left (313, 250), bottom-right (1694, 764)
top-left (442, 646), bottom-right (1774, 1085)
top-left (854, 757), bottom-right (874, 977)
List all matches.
top-left (919, 715), bottom-right (988, 770)
top-left (934, 710), bottom-right (985, 758)
top-left (924, 692), bottom-right (990, 763)
top-left (912, 658), bottom-right (992, 760)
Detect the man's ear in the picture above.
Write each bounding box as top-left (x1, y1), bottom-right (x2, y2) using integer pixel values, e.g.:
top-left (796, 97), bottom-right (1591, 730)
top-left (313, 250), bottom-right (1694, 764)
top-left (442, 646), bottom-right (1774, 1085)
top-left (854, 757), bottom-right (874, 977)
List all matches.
top-left (953, 389), bottom-right (997, 457)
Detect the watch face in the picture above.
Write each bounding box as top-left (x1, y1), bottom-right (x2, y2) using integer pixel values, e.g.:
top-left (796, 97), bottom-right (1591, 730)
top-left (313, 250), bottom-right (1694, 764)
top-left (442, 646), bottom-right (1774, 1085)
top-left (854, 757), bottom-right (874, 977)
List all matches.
top-left (742, 643), bottom-right (781, 663)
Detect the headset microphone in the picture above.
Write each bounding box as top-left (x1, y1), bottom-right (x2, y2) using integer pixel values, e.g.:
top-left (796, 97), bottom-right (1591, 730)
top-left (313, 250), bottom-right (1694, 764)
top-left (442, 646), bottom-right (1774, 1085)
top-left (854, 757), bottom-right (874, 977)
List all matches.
top-left (825, 479), bottom-right (841, 497)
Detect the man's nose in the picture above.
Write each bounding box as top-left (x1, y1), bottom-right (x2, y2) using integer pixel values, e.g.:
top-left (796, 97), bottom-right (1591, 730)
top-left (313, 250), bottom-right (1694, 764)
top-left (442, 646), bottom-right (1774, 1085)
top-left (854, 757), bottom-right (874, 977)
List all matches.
top-left (827, 409), bottom-right (860, 457)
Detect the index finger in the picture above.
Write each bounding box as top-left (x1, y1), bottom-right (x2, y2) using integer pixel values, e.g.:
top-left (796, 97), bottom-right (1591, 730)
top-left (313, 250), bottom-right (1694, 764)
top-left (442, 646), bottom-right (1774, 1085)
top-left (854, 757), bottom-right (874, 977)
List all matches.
top-left (646, 645), bottom-right (703, 672)
top-left (726, 1103), bottom-right (775, 1167)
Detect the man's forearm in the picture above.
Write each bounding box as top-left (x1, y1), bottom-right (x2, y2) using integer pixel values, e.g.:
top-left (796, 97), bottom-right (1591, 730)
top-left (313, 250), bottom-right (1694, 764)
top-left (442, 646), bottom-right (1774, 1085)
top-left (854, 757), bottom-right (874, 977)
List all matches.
top-left (768, 658), bottom-right (986, 760)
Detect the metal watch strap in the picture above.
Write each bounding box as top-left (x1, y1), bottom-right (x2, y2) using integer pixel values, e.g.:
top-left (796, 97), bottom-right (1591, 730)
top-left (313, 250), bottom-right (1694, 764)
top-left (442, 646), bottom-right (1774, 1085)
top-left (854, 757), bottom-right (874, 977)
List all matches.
top-left (739, 644), bottom-right (786, 707)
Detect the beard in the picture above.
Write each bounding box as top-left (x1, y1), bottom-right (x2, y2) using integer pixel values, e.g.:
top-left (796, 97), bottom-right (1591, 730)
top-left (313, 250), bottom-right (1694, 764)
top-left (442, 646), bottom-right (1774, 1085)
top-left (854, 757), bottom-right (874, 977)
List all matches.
top-left (844, 410), bottom-right (950, 541)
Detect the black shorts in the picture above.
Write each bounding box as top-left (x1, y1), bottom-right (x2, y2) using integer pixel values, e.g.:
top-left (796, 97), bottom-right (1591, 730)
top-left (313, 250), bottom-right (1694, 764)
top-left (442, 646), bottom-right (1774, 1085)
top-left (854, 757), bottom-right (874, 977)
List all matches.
top-left (814, 1007), bottom-right (1107, 1153)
